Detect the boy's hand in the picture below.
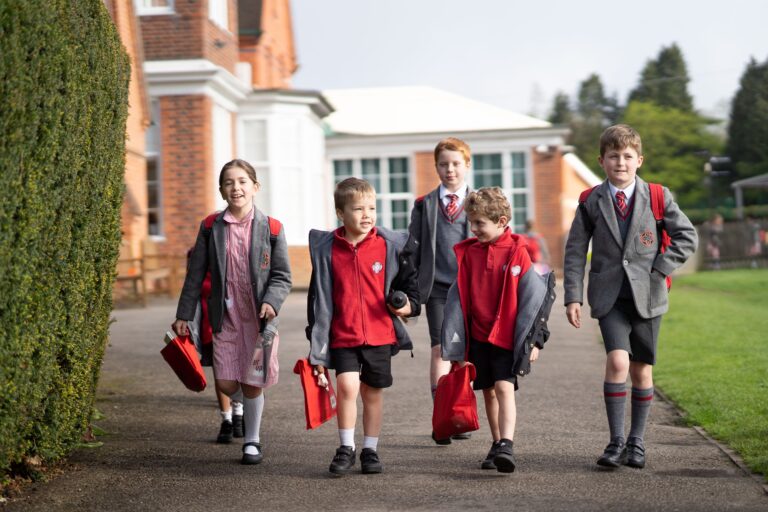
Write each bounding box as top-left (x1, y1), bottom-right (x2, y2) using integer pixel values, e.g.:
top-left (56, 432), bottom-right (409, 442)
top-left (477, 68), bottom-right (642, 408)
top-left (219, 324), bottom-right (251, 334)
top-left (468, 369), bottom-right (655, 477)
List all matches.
top-left (387, 298), bottom-right (412, 318)
top-left (172, 319), bottom-right (189, 337)
top-left (259, 303), bottom-right (276, 321)
top-left (566, 303), bottom-right (581, 328)
top-left (529, 347), bottom-right (540, 362)
top-left (313, 365), bottom-right (328, 389)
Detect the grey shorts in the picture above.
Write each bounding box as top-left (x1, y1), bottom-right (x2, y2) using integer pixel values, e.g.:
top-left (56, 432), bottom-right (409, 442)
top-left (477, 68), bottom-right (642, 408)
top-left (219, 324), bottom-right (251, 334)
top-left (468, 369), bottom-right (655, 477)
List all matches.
top-left (426, 283), bottom-right (451, 348)
top-left (598, 298), bottom-right (661, 365)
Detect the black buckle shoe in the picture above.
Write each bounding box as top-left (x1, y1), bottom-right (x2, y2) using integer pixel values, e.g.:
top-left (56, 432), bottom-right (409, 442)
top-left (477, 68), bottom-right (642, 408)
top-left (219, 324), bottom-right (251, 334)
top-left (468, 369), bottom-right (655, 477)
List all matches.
top-left (597, 437), bottom-right (627, 467)
top-left (431, 431), bottom-right (452, 445)
top-left (216, 420), bottom-right (233, 444)
top-left (625, 437), bottom-right (646, 468)
top-left (360, 448), bottom-right (383, 474)
top-left (232, 414), bottom-right (244, 438)
top-left (492, 439), bottom-right (516, 473)
top-left (481, 441), bottom-right (501, 470)
top-left (241, 442), bottom-right (263, 465)
top-left (329, 445), bottom-right (356, 475)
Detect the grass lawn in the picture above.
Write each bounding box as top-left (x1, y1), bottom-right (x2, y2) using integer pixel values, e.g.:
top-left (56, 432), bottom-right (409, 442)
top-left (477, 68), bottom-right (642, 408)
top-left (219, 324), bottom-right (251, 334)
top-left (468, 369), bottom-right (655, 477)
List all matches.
top-left (656, 269), bottom-right (768, 481)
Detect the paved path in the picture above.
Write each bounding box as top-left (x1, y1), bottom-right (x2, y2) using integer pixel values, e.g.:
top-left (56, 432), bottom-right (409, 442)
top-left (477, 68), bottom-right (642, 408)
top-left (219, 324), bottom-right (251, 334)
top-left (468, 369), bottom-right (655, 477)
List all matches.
top-left (7, 290), bottom-right (767, 511)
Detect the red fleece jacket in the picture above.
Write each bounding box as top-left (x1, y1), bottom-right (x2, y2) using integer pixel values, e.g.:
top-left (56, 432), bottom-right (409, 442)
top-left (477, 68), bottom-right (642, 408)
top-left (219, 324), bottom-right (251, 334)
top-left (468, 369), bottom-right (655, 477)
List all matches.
top-left (455, 228), bottom-right (532, 351)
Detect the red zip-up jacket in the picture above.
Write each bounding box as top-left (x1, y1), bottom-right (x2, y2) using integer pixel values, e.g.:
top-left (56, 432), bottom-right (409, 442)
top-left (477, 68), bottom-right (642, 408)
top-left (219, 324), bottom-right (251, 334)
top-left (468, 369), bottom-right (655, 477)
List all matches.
top-left (330, 227), bottom-right (396, 348)
top-left (455, 227), bottom-right (532, 351)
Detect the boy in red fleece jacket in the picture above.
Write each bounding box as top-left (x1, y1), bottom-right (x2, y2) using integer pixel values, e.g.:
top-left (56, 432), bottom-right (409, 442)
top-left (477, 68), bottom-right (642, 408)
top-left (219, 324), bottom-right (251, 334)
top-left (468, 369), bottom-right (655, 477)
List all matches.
top-left (441, 187), bottom-right (554, 473)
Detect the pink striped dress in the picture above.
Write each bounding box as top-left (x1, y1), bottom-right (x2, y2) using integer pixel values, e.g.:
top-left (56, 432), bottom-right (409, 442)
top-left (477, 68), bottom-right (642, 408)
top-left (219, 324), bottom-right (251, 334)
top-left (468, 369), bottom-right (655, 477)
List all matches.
top-left (213, 209), bottom-right (269, 387)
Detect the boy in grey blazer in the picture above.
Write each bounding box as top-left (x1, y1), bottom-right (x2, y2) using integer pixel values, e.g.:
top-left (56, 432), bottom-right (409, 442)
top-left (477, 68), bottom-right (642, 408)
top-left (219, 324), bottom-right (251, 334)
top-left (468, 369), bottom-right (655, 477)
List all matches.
top-left (563, 125), bottom-right (697, 469)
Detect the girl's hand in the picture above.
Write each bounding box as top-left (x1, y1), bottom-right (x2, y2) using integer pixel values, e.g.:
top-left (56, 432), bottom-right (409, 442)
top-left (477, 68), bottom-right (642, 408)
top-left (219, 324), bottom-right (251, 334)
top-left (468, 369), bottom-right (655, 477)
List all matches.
top-left (259, 303), bottom-right (276, 321)
top-left (529, 346), bottom-right (540, 362)
top-left (172, 319), bottom-right (189, 337)
top-left (313, 365), bottom-right (328, 389)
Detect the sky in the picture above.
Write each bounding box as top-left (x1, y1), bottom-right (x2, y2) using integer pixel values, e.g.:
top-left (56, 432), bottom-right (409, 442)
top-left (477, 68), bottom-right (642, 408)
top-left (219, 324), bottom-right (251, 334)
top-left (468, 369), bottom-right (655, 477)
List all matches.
top-left (291, 0), bottom-right (768, 121)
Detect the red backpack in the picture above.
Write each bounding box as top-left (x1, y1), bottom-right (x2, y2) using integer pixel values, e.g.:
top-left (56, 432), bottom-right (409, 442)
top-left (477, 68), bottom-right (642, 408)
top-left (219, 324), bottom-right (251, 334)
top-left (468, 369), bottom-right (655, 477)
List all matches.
top-left (578, 183), bottom-right (672, 290)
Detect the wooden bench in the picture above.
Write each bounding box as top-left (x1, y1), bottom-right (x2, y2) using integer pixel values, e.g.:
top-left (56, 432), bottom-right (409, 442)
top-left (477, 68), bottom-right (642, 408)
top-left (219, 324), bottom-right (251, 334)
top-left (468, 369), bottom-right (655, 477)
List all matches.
top-left (142, 238), bottom-right (172, 299)
top-left (115, 241), bottom-right (146, 306)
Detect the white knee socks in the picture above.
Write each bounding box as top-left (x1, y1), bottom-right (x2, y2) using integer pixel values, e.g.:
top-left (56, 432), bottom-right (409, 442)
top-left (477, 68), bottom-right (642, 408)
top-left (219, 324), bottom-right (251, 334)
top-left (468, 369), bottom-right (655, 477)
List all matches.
top-left (243, 394), bottom-right (264, 455)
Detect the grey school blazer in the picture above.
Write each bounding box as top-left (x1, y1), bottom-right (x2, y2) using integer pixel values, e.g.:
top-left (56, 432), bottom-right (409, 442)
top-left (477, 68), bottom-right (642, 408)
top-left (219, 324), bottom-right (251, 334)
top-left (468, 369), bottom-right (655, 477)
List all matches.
top-left (408, 187), bottom-right (472, 302)
top-left (563, 177), bottom-right (697, 319)
top-left (176, 208), bottom-right (292, 332)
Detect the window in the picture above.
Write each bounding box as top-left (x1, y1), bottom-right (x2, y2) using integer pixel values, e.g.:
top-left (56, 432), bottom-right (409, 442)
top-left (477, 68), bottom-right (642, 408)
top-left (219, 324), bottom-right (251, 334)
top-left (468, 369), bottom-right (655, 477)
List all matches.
top-left (330, 157), bottom-right (413, 231)
top-left (208, 0), bottom-right (229, 30)
top-left (146, 100), bottom-right (163, 236)
top-left (470, 151), bottom-right (531, 233)
top-left (135, 0), bottom-right (174, 15)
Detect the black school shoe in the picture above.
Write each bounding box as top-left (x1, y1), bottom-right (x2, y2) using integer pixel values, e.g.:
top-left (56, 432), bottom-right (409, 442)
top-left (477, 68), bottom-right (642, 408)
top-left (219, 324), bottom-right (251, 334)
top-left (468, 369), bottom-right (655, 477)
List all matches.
top-left (452, 432), bottom-right (472, 440)
top-left (596, 437), bottom-right (627, 468)
top-left (232, 414), bottom-right (244, 438)
top-left (360, 448), bottom-right (383, 474)
top-left (481, 441), bottom-right (501, 470)
top-left (431, 431), bottom-right (451, 445)
top-left (492, 439), bottom-right (516, 473)
top-left (329, 445), bottom-right (356, 475)
top-left (241, 442), bottom-right (263, 465)
top-left (625, 437), bottom-right (646, 468)
top-left (216, 420), bottom-right (233, 444)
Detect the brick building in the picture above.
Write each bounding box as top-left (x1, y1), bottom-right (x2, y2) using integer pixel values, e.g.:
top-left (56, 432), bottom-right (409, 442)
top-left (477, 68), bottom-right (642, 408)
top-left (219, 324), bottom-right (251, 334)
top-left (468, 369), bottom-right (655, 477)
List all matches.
top-left (113, 0), bottom-right (600, 293)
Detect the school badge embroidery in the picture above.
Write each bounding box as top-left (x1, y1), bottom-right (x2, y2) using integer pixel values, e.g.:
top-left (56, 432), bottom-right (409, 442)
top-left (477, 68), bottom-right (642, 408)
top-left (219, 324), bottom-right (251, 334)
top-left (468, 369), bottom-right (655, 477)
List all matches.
top-left (260, 251), bottom-right (270, 269)
top-left (372, 261), bottom-right (383, 274)
top-left (640, 230), bottom-right (655, 247)
top-left (511, 265), bottom-right (522, 276)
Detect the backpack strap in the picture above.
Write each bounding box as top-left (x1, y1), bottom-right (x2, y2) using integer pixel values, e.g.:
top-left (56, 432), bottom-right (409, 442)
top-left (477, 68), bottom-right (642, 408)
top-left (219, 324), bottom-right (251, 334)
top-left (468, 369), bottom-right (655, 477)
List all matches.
top-left (203, 211), bottom-right (220, 229)
top-left (648, 183), bottom-right (664, 222)
top-left (578, 185), bottom-right (598, 233)
top-left (267, 216), bottom-right (282, 240)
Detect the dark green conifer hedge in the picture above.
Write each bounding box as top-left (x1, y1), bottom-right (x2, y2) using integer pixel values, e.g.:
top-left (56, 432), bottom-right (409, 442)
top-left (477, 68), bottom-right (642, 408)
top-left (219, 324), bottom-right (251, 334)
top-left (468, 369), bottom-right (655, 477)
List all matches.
top-left (0, 0), bottom-right (129, 476)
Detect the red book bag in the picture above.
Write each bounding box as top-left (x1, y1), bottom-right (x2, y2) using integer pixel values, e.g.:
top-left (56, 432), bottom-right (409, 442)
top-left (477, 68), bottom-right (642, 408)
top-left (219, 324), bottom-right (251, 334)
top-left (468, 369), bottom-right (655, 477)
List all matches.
top-left (432, 362), bottom-right (480, 439)
top-left (578, 183), bottom-right (672, 290)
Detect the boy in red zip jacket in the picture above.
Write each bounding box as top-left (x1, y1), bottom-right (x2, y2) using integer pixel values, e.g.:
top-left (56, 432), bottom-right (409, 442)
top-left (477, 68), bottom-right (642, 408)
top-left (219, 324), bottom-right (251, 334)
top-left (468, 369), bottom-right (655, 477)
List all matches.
top-left (441, 187), bottom-right (555, 473)
top-left (306, 178), bottom-right (420, 475)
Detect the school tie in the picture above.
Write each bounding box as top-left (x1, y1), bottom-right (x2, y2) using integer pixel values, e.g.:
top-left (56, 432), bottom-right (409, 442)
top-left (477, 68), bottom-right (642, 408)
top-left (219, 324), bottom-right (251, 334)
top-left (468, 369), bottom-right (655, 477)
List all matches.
top-left (445, 194), bottom-right (459, 219)
top-left (616, 190), bottom-right (628, 217)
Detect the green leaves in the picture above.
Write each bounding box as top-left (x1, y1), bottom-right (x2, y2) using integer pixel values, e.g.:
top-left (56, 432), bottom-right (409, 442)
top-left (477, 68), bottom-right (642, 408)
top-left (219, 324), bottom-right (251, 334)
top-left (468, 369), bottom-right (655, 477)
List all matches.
top-left (0, 0), bottom-right (129, 478)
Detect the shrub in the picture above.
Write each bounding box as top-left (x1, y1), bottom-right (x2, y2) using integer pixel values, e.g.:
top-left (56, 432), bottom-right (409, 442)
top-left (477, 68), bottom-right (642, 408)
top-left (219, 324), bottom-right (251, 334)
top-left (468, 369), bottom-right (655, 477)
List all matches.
top-left (0, 0), bottom-right (129, 477)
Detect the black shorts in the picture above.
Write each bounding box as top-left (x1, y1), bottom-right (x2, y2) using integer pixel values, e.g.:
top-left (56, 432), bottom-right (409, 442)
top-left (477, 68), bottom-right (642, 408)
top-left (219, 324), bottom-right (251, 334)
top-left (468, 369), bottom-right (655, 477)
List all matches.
top-left (331, 345), bottom-right (393, 389)
top-left (468, 339), bottom-right (518, 391)
top-left (426, 283), bottom-right (450, 348)
top-left (599, 298), bottom-right (661, 365)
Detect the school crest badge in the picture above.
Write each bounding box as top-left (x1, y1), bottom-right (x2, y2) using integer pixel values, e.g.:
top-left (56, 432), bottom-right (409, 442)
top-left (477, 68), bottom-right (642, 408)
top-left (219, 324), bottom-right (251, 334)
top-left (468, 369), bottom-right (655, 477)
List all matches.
top-left (511, 265), bottom-right (522, 277)
top-left (639, 230), bottom-right (655, 247)
top-left (372, 261), bottom-right (383, 274)
top-left (260, 251), bottom-right (270, 269)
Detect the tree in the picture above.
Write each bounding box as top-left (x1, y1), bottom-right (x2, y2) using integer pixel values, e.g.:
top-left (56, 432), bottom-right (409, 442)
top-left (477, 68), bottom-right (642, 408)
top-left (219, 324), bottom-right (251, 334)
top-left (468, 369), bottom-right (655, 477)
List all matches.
top-left (548, 91), bottom-right (572, 125)
top-left (726, 56), bottom-right (768, 182)
top-left (628, 43), bottom-right (694, 112)
top-left (569, 74), bottom-right (614, 165)
top-left (622, 101), bottom-right (723, 208)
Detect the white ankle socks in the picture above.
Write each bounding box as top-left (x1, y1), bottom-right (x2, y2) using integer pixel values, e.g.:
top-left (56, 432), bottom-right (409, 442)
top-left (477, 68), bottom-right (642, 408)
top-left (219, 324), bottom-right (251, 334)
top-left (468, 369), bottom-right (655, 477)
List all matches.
top-left (363, 435), bottom-right (378, 451)
top-left (220, 409), bottom-right (232, 422)
top-left (339, 428), bottom-right (355, 449)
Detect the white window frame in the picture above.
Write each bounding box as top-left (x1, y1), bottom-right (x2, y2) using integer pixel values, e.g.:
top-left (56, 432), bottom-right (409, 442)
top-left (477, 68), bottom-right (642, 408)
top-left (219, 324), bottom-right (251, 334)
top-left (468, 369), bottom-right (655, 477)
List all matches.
top-left (330, 156), bottom-right (414, 232)
top-left (208, 0), bottom-right (229, 30)
top-left (134, 0), bottom-right (174, 16)
top-left (471, 150), bottom-right (533, 233)
top-left (146, 99), bottom-right (164, 238)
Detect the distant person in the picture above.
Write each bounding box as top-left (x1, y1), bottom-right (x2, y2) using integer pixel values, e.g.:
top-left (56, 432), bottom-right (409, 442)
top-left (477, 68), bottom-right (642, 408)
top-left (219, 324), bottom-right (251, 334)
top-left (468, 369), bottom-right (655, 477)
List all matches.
top-left (173, 159), bottom-right (292, 465)
top-left (441, 187), bottom-right (555, 473)
top-left (564, 124), bottom-right (697, 470)
top-left (306, 178), bottom-right (420, 476)
top-left (745, 215), bottom-right (762, 268)
top-left (523, 219), bottom-right (551, 275)
top-left (407, 137), bottom-right (472, 444)
top-left (706, 213), bottom-right (724, 270)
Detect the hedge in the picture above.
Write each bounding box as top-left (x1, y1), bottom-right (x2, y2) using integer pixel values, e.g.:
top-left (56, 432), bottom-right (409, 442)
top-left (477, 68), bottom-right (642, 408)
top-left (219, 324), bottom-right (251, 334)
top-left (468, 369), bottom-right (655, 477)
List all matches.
top-left (0, 0), bottom-right (129, 478)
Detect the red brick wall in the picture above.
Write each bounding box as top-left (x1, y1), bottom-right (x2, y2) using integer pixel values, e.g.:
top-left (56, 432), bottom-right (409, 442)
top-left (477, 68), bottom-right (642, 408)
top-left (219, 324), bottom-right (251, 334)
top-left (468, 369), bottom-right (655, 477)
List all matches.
top-left (239, 0), bottom-right (296, 88)
top-left (414, 151), bottom-right (439, 197)
top-left (531, 148), bottom-right (565, 271)
top-left (140, 0), bottom-right (238, 73)
top-left (159, 95), bottom-right (214, 257)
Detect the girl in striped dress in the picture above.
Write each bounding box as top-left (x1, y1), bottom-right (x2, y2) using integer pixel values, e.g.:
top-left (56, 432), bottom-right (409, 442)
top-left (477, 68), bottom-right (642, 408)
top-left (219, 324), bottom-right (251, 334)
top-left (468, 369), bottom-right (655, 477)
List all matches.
top-left (173, 159), bottom-right (292, 465)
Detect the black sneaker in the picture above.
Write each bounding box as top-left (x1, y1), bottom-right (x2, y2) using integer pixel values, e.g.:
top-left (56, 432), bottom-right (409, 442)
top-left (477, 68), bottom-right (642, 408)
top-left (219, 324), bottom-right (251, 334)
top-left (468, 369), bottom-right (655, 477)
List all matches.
top-left (492, 438), bottom-right (516, 473)
top-left (241, 442), bottom-right (263, 465)
top-left (481, 441), bottom-right (501, 470)
top-left (360, 448), bottom-right (383, 474)
top-left (625, 437), bottom-right (646, 469)
top-left (431, 431), bottom-right (451, 445)
top-left (452, 432), bottom-right (472, 440)
top-left (597, 437), bottom-right (627, 468)
top-left (216, 420), bottom-right (233, 444)
top-left (232, 414), bottom-right (244, 438)
top-left (329, 445), bottom-right (356, 475)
